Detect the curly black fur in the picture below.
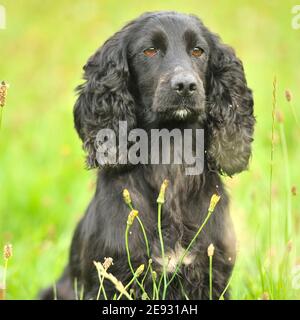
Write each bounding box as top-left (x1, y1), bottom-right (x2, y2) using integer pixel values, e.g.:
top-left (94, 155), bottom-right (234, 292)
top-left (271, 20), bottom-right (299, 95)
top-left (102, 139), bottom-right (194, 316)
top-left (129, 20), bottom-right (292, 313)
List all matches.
top-left (40, 11), bottom-right (255, 300)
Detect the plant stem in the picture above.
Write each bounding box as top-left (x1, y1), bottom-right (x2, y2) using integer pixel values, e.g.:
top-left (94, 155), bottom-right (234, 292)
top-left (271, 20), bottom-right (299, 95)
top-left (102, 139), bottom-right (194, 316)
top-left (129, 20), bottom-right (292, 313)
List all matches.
top-left (74, 277), bottom-right (78, 300)
top-left (136, 216), bottom-right (150, 257)
top-left (125, 225), bottom-right (149, 298)
top-left (288, 100), bottom-right (300, 129)
top-left (96, 273), bottom-right (107, 300)
top-left (0, 108), bottom-right (3, 129)
top-left (158, 202), bottom-right (168, 299)
top-left (268, 76), bottom-right (277, 299)
top-left (166, 207), bottom-right (215, 288)
top-left (157, 273), bottom-right (163, 299)
top-left (269, 76), bottom-right (276, 251)
top-left (178, 277), bottom-right (189, 300)
top-left (94, 261), bottom-right (133, 300)
top-left (152, 272), bottom-right (159, 300)
top-left (141, 260), bottom-right (151, 286)
top-left (279, 122), bottom-right (292, 242)
top-left (3, 259), bottom-right (8, 288)
top-left (53, 282), bottom-right (57, 300)
top-left (80, 284), bottom-right (84, 300)
top-left (117, 270), bottom-right (140, 300)
top-left (0, 259), bottom-right (9, 300)
top-left (209, 255), bottom-right (213, 300)
top-left (125, 198), bottom-right (153, 299)
top-left (219, 275), bottom-right (233, 300)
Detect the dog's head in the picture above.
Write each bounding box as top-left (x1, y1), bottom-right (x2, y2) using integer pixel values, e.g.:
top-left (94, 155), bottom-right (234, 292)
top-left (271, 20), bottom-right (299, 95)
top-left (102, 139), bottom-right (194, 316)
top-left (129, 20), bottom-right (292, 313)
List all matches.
top-left (74, 11), bottom-right (254, 173)
top-left (127, 13), bottom-right (208, 124)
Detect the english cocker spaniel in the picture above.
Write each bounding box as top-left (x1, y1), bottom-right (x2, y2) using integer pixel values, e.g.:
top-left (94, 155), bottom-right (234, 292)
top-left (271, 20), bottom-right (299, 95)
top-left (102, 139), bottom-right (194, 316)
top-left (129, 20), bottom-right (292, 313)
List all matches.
top-left (40, 11), bottom-right (255, 300)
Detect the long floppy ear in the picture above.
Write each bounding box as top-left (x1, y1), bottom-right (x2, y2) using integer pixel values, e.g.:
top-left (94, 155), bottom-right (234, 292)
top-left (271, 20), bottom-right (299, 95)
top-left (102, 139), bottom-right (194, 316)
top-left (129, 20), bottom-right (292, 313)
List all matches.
top-left (74, 25), bottom-right (136, 169)
top-left (204, 31), bottom-right (255, 176)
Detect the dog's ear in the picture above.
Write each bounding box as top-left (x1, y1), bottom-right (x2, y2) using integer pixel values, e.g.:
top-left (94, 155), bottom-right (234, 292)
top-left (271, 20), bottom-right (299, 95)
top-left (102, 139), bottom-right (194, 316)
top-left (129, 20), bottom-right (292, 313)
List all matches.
top-left (204, 31), bottom-right (255, 176)
top-left (74, 25), bottom-right (136, 169)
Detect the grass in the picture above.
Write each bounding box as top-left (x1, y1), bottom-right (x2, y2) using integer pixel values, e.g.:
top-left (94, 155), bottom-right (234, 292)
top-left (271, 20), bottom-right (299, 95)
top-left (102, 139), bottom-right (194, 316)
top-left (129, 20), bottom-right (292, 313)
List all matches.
top-left (0, 0), bottom-right (300, 300)
top-left (0, 244), bottom-right (13, 299)
top-left (208, 244), bottom-right (214, 300)
top-left (93, 184), bottom-right (221, 300)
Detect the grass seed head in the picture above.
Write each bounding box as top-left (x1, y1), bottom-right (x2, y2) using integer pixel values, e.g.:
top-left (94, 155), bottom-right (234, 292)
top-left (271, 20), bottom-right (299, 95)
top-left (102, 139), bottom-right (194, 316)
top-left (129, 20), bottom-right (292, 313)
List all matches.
top-left (208, 194), bottom-right (221, 212)
top-left (261, 292), bottom-right (269, 300)
top-left (123, 189), bottom-right (132, 206)
top-left (135, 264), bottom-right (145, 277)
top-left (3, 244), bottom-right (13, 260)
top-left (94, 260), bottom-right (131, 299)
top-left (285, 89), bottom-right (292, 102)
top-left (0, 81), bottom-right (9, 108)
top-left (102, 257), bottom-right (113, 270)
top-left (157, 179), bottom-right (169, 204)
top-left (207, 243), bottom-right (215, 257)
top-left (127, 209), bottom-right (138, 226)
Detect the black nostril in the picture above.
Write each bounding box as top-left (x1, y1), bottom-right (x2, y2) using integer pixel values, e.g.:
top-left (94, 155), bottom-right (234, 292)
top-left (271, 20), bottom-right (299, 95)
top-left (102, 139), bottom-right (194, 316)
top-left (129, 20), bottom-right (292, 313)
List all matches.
top-left (175, 82), bottom-right (184, 93)
top-left (189, 83), bottom-right (197, 92)
top-left (171, 73), bottom-right (197, 96)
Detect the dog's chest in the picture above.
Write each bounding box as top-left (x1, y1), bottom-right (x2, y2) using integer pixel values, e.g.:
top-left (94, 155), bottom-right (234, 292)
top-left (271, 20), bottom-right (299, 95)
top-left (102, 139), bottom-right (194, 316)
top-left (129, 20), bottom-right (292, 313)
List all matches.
top-left (153, 242), bottom-right (196, 273)
top-left (146, 164), bottom-right (204, 271)
top-left (146, 163), bottom-right (203, 220)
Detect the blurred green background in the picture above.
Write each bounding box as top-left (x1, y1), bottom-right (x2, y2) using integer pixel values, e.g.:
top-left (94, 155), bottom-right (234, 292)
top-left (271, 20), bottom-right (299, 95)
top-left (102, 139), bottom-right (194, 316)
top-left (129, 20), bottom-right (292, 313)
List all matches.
top-left (0, 0), bottom-right (299, 299)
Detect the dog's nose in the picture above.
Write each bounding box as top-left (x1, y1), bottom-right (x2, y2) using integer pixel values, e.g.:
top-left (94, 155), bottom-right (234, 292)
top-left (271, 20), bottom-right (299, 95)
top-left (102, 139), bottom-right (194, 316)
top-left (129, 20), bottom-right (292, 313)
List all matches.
top-left (171, 73), bottom-right (197, 96)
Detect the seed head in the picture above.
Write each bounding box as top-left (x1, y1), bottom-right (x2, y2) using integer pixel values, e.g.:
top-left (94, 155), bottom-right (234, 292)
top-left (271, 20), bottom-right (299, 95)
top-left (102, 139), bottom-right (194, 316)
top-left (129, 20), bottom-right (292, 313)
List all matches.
top-left (127, 209), bottom-right (138, 226)
top-left (285, 89), bottom-right (292, 102)
top-left (207, 243), bottom-right (215, 257)
top-left (102, 257), bottom-right (113, 270)
top-left (157, 179), bottom-right (169, 204)
top-left (291, 186), bottom-right (297, 196)
top-left (135, 264), bottom-right (145, 277)
top-left (0, 81), bottom-right (9, 108)
top-left (123, 189), bottom-right (132, 206)
top-left (261, 292), bottom-right (269, 300)
top-left (3, 244), bottom-right (12, 260)
top-left (208, 194), bottom-right (221, 212)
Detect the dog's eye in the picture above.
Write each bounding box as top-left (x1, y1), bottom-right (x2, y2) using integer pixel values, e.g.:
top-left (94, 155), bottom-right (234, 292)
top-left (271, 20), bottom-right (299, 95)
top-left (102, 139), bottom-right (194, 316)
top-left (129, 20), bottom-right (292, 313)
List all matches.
top-left (143, 47), bottom-right (158, 57)
top-left (191, 47), bottom-right (204, 57)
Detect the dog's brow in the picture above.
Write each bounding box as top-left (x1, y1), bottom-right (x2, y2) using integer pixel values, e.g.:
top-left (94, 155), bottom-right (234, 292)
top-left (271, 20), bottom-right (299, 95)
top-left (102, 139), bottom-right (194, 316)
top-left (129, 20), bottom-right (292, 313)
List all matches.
top-left (183, 29), bottom-right (199, 47)
top-left (151, 30), bottom-right (168, 49)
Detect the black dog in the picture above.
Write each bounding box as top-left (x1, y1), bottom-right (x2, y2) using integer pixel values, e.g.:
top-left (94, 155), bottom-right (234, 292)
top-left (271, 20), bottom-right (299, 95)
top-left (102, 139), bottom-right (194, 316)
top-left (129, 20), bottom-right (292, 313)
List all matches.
top-left (40, 11), bottom-right (254, 300)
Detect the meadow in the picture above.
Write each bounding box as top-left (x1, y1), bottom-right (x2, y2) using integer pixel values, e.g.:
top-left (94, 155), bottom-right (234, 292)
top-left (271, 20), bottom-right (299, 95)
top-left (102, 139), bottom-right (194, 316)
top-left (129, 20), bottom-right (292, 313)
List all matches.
top-left (0, 0), bottom-right (300, 299)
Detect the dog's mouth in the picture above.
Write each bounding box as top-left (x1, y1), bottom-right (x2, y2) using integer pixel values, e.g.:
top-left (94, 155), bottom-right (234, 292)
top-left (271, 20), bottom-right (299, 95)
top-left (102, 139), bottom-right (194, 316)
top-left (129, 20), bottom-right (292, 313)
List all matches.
top-left (151, 84), bottom-right (206, 123)
top-left (173, 108), bottom-right (190, 119)
top-left (157, 104), bottom-right (205, 122)
top-left (169, 107), bottom-right (193, 120)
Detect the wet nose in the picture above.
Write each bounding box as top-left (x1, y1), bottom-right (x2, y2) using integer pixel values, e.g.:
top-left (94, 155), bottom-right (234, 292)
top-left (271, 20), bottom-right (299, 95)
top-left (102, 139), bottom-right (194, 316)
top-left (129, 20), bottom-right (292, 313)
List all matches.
top-left (171, 73), bottom-right (197, 96)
